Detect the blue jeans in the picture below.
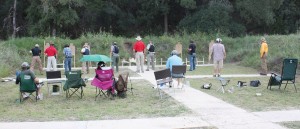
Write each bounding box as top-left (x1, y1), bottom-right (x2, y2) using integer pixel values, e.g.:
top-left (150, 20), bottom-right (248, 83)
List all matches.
top-left (64, 58), bottom-right (72, 72)
top-left (189, 54), bottom-right (196, 70)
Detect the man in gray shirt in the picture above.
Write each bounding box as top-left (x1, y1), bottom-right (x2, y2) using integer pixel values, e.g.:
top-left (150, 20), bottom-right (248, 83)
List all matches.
top-left (209, 38), bottom-right (226, 77)
top-left (146, 40), bottom-right (155, 71)
top-left (111, 42), bottom-right (119, 72)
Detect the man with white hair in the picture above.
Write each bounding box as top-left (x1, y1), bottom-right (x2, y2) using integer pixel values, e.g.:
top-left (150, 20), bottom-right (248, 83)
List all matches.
top-left (30, 44), bottom-right (43, 74)
top-left (166, 50), bottom-right (183, 87)
top-left (209, 38), bottom-right (226, 77)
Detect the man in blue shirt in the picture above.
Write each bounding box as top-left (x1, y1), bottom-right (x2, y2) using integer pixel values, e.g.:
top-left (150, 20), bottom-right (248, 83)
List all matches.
top-left (166, 50), bottom-right (183, 87)
top-left (63, 44), bottom-right (72, 72)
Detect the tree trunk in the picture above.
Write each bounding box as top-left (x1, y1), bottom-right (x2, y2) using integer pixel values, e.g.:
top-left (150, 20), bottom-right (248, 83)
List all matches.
top-left (12, 0), bottom-right (17, 38)
top-left (164, 13), bottom-right (168, 35)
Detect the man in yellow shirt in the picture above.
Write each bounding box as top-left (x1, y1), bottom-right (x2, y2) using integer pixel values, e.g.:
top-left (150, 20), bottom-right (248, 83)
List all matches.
top-left (260, 37), bottom-right (268, 75)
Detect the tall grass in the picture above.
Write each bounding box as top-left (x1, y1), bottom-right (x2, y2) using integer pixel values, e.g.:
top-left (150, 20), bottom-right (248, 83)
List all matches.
top-left (1, 33), bottom-right (300, 77)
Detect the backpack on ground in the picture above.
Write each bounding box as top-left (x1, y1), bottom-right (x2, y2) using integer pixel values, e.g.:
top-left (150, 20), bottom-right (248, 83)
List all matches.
top-left (250, 80), bottom-right (261, 87)
top-left (113, 45), bottom-right (119, 54)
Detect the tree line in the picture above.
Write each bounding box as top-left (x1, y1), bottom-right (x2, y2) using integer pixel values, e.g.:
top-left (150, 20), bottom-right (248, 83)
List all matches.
top-left (0, 0), bottom-right (299, 39)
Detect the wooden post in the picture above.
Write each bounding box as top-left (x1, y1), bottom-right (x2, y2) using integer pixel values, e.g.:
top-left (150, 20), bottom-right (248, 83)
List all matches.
top-left (175, 42), bottom-right (182, 59)
top-left (70, 43), bottom-right (76, 68)
top-left (208, 40), bottom-right (214, 64)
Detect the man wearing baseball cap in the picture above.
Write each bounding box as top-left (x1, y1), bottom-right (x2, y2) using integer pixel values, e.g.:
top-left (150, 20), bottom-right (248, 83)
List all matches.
top-left (16, 62), bottom-right (43, 100)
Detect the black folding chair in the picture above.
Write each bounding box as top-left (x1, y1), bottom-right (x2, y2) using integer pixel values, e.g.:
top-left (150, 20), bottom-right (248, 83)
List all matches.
top-left (154, 68), bottom-right (172, 99)
top-left (171, 65), bottom-right (187, 89)
top-left (46, 71), bottom-right (63, 95)
top-left (267, 58), bottom-right (298, 92)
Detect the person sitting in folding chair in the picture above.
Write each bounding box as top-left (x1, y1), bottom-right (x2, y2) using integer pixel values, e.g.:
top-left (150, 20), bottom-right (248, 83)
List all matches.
top-left (96, 61), bottom-right (106, 70)
top-left (166, 50), bottom-right (183, 87)
top-left (16, 62), bottom-right (43, 101)
top-left (91, 61), bottom-right (116, 100)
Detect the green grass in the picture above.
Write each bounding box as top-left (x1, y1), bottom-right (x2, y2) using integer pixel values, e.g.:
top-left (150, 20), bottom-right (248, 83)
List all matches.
top-left (188, 64), bottom-right (300, 112)
top-left (279, 121), bottom-right (300, 129)
top-left (186, 63), bottom-right (259, 75)
top-left (0, 72), bottom-right (191, 122)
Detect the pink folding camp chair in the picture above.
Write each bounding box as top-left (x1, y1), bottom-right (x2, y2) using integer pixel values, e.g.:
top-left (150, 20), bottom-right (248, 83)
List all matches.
top-left (91, 68), bottom-right (115, 100)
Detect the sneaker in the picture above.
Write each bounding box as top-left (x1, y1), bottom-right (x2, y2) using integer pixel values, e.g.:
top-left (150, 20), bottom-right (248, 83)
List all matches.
top-left (22, 97), bottom-right (29, 101)
top-left (213, 75), bottom-right (216, 77)
top-left (217, 74), bottom-right (221, 77)
top-left (146, 69), bottom-right (149, 71)
top-left (37, 94), bottom-right (43, 100)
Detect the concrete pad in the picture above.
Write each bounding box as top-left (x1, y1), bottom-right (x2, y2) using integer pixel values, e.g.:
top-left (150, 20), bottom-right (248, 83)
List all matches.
top-left (127, 66), bottom-right (287, 129)
top-left (253, 110), bottom-right (300, 122)
top-left (0, 121), bottom-right (87, 129)
top-left (87, 117), bottom-right (210, 129)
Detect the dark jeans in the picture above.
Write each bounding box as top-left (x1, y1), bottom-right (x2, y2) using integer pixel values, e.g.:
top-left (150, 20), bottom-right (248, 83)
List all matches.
top-left (189, 53), bottom-right (196, 70)
top-left (64, 57), bottom-right (72, 72)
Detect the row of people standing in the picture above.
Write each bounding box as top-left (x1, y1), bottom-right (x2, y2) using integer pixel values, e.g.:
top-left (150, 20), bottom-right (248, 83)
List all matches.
top-left (30, 41), bottom-right (90, 73)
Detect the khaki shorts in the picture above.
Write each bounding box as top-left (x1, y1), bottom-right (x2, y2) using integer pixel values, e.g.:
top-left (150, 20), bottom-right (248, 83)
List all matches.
top-left (214, 60), bottom-right (224, 69)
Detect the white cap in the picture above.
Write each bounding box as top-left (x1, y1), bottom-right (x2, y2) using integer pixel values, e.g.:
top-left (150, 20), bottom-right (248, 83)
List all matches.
top-left (216, 38), bottom-right (222, 43)
top-left (35, 44), bottom-right (39, 47)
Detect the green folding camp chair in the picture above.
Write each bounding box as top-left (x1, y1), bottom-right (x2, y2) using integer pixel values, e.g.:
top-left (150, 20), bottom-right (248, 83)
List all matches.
top-left (267, 58), bottom-right (298, 92)
top-left (64, 70), bottom-right (86, 98)
top-left (19, 73), bottom-right (38, 102)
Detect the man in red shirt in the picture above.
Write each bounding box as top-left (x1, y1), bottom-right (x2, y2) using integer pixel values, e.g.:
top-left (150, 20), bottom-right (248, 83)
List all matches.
top-left (133, 36), bottom-right (145, 73)
top-left (44, 41), bottom-right (58, 71)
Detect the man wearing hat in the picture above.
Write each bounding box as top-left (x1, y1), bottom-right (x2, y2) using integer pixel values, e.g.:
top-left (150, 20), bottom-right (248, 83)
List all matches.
top-left (260, 37), bottom-right (268, 75)
top-left (209, 38), bottom-right (226, 77)
top-left (30, 44), bottom-right (43, 74)
top-left (81, 43), bottom-right (90, 74)
top-left (16, 62), bottom-right (43, 100)
top-left (110, 42), bottom-right (119, 72)
top-left (44, 41), bottom-right (58, 71)
top-left (133, 36), bottom-right (146, 73)
top-left (166, 50), bottom-right (183, 87)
